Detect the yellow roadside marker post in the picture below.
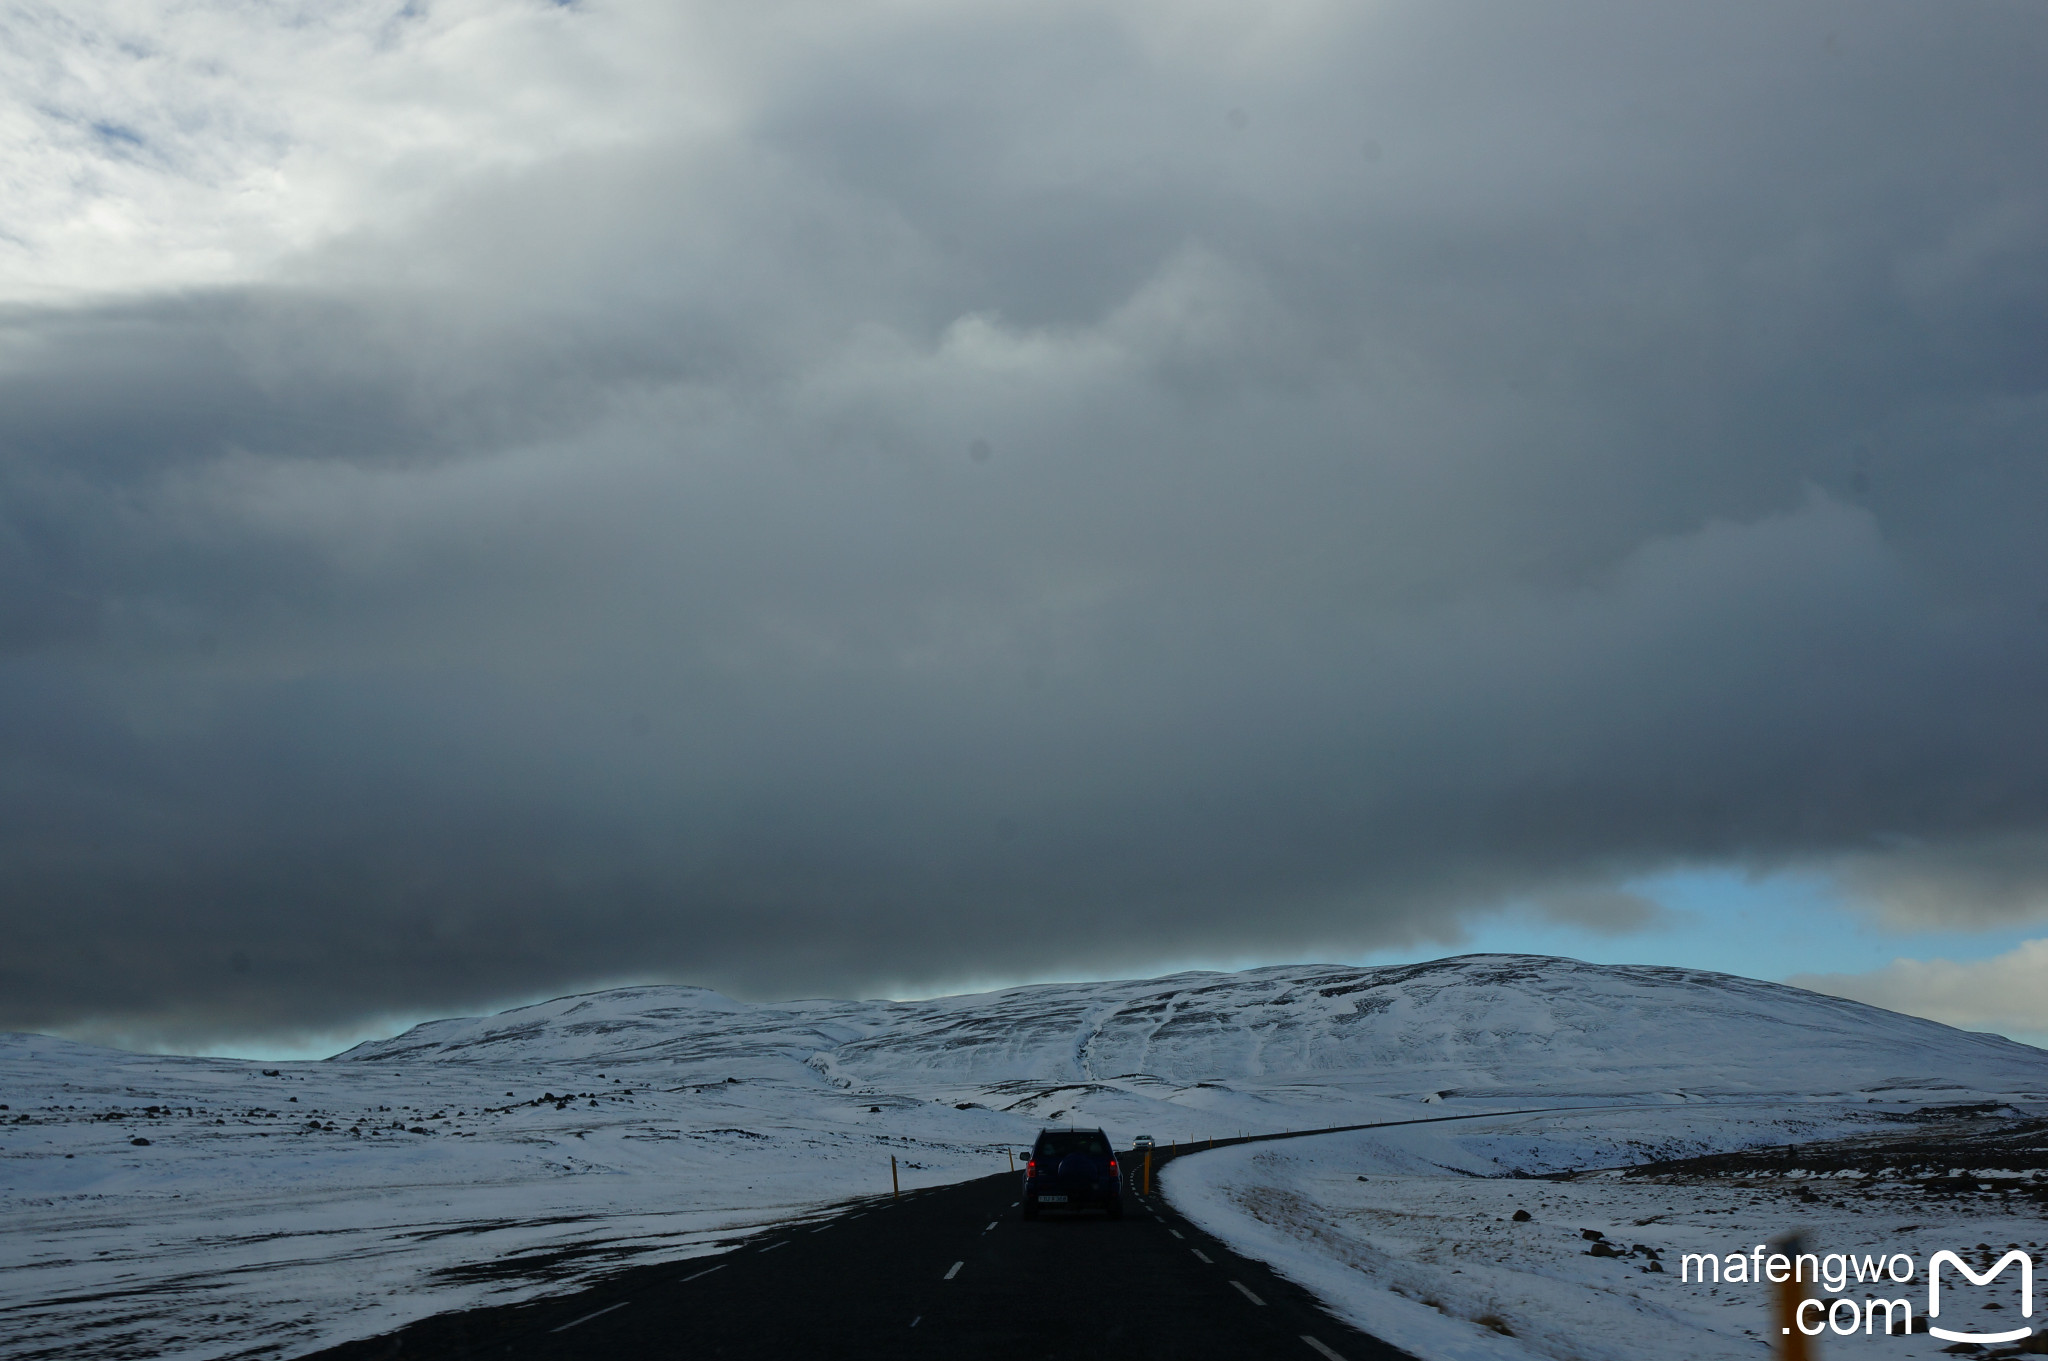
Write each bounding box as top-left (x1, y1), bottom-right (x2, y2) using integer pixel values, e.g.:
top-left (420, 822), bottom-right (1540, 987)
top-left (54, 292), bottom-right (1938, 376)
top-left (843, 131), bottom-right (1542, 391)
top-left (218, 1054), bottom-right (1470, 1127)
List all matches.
top-left (891, 1154), bottom-right (899, 1199)
top-left (1143, 1150), bottom-right (1152, 1196)
top-left (1007, 1148), bottom-right (1014, 1172)
top-left (1774, 1233), bottom-right (1810, 1361)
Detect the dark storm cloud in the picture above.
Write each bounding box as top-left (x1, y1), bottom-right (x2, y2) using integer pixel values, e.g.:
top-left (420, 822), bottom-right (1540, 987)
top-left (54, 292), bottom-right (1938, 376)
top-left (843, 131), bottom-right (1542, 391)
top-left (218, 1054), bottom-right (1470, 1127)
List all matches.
top-left (5, 0), bottom-right (2048, 1047)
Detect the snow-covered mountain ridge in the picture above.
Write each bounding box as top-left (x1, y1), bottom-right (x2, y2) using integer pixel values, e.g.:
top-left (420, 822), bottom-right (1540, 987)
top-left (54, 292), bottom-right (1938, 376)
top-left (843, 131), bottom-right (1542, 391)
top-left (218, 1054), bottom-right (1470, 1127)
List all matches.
top-left (334, 953), bottom-right (2048, 1103)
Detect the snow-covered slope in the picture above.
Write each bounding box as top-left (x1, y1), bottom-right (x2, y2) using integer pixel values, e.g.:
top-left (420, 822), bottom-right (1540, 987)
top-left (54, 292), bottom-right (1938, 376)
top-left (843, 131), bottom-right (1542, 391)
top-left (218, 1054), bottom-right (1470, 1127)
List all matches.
top-left (338, 954), bottom-right (2048, 1106)
top-left (1162, 1101), bottom-right (2048, 1361)
top-left (7, 955), bottom-right (2046, 1361)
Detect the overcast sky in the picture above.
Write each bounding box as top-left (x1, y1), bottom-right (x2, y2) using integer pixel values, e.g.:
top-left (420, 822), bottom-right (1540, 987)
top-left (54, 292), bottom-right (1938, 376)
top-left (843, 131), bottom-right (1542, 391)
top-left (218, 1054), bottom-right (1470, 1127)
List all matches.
top-left (4, 0), bottom-right (2048, 1055)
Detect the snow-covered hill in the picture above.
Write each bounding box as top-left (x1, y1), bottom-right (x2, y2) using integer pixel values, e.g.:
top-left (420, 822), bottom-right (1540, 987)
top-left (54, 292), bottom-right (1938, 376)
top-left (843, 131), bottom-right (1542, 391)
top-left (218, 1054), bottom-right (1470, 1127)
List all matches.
top-left (338, 954), bottom-right (2048, 1115)
top-left (7, 955), bottom-right (2046, 1361)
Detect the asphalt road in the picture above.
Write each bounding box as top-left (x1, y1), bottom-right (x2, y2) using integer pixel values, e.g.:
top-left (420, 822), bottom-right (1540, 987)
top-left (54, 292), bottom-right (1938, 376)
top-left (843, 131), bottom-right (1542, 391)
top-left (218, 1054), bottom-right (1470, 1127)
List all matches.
top-left (305, 1145), bottom-right (1415, 1361)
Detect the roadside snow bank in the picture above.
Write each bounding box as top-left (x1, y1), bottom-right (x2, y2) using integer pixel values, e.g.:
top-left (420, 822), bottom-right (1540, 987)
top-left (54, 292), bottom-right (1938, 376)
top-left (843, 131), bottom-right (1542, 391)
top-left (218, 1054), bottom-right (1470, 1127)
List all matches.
top-left (1162, 1104), bottom-right (2048, 1361)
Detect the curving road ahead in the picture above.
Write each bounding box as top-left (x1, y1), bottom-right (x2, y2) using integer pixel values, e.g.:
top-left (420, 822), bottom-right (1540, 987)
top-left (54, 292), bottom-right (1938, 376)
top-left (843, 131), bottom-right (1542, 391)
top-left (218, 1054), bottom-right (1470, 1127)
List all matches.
top-left (305, 1140), bottom-right (1416, 1361)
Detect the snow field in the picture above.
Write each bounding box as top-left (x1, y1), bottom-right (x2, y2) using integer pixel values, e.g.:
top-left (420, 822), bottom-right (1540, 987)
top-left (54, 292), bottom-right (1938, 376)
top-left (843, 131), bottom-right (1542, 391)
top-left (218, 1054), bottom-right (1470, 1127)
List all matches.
top-left (9, 954), bottom-right (2048, 1359)
top-left (1162, 1104), bottom-right (2048, 1361)
top-left (0, 1041), bottom-right (1023, 1361)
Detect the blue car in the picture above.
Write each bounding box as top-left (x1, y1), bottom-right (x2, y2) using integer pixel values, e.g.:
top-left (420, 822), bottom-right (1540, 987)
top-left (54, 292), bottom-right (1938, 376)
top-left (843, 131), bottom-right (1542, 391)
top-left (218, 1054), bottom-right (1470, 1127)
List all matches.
top-left (1021, 1127), bottom-right (1123, 1219)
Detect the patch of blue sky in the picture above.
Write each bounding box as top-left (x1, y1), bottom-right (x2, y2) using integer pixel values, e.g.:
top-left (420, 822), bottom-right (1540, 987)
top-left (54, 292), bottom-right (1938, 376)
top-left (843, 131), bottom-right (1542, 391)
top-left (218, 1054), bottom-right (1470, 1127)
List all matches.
top-left (90, 120), bottom-right (145, 147)
top-left (82, 119), bottom-right (166, 167)
top-left (1350, 867), bottom-right (2045, 986)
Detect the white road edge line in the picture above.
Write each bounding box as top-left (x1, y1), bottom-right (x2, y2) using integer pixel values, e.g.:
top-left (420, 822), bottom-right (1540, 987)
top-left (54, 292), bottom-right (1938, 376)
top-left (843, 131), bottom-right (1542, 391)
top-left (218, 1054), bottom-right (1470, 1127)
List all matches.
top-left (944, 1261), bottom-right (964, 1280)
top-left (549, 1301), bottom-right (629, 1333)
top-left (1192, 1248), bottom-right (1212, 1264)
top-left (1229, 1280), bottom-right (1266, 1306)
top-left (680, 1265), bottom-right (724, 1283)
top-left (1302, 1336), bottom-right (1346, 1360)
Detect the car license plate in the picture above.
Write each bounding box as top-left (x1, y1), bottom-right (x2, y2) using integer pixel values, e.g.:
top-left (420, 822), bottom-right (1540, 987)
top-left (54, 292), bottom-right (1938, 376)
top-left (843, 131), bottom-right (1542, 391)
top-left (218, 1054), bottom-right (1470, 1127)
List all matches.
top-left (1038, 1195), bottom-right (1068, 1203)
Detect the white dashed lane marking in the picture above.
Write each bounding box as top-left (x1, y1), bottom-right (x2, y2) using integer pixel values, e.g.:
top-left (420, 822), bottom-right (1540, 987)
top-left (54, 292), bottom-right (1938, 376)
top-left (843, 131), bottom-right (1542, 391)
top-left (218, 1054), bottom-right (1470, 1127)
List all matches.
top-left (758, 1241), bottom-right (786, 1253)
top-left (1229, 1280), bottom-right (1266, 1306)
top-left (944, 1261), bottom-right (964, 1280)
top-left (1192, 1248), bottom-right (1213, 1264)
top-left (1168, 1229), bottom-right (1183, 1238)
top-left (985, 1221), bottom-right (997, 1231)
top-left (679, 1265), bottom-right (724, 1283)
top-left (1302, 1336), bottom-right (1347, 1360)
top-left (550, 1301), bottom-right (629, 1333)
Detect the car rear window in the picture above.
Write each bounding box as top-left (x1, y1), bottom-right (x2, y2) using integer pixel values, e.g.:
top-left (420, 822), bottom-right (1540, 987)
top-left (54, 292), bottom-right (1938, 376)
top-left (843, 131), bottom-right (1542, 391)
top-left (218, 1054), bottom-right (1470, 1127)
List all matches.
top-left (1037, 1132), bottom-right (1110, 1158)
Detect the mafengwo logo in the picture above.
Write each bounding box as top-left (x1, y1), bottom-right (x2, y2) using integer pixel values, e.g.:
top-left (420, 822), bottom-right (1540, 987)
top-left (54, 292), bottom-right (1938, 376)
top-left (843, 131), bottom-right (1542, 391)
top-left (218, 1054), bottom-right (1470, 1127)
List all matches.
top-left (1681, 1245), bottom-right (2034, 1342)
top-left (1926, 1250), bottom-right (2033, 1345)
